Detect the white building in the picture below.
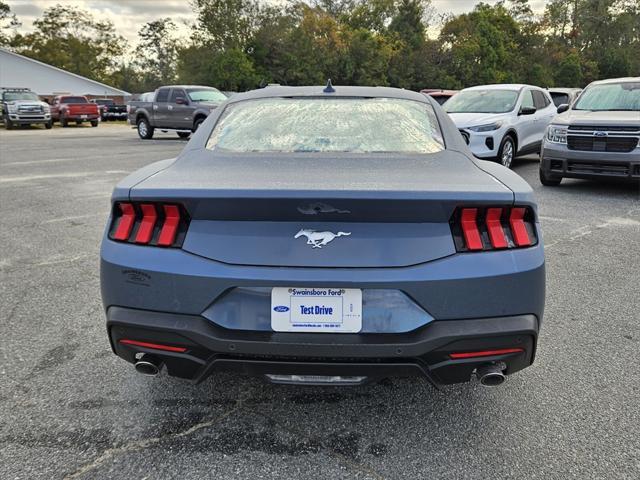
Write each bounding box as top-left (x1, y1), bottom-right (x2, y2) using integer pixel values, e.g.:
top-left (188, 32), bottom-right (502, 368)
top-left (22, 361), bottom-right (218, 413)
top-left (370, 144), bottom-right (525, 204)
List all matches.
top-left (0, 47), bottom-right (129, 99)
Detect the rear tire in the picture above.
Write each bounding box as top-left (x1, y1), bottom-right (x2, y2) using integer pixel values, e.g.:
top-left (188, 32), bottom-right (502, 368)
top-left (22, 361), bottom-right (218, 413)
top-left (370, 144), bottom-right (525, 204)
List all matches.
top-left (193, 117), bottom-right (205, 131)
top-left (497, 135), bottom-right (516, 169)
top-left (177, 131), bottom-right (191, 139)
top-left (539, 167), bottom-right (562, 186)
top-left (91, 120), bottom-right (99, 127)
top-left (137, 117), bottom-right (154, 139)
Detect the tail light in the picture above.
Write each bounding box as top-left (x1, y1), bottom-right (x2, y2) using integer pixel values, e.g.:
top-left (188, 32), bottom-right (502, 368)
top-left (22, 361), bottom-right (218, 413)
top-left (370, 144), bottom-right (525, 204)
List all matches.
top-left (450, 206), bottom-right (537, 252)
top-left (108, 202), bottom-right (189, 247)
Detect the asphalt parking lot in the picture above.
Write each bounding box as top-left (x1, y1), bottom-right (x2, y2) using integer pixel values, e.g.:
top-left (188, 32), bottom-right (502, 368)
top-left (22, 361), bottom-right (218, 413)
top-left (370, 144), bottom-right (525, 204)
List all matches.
top-left (1, 124), bottom-right (639, 479)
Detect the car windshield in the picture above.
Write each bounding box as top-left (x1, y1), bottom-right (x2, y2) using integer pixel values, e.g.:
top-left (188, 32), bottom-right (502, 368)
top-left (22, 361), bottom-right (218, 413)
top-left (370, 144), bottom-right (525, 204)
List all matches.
top-left (187, 88), bottom-right (227, 103)
top-left (206, 97), bottom-right (445, 154)
top-left (62, 97), bottom-right (88, 103)
top-left (445, 90), bottom-right (518, 113)
top-left (4, 92), bottom-right (39, 101)
top-left (573, 82), bottom-right (640, 111)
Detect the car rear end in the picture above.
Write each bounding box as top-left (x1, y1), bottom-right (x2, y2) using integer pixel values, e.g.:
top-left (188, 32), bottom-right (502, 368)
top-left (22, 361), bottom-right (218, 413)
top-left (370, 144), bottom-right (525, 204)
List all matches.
top-left (61, 97), bottom-right (100, 122)
top-left (101, 87), bottom-right (545, 387)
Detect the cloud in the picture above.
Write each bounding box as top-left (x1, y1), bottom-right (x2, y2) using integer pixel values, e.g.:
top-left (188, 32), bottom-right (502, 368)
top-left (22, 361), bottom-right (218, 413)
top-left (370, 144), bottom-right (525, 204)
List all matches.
top-left (6, 0), bottom-right (196, 46)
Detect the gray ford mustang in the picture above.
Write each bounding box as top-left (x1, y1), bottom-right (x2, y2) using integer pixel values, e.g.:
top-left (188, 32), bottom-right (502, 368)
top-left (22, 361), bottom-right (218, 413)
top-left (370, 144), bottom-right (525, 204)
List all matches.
top-left (101, 85), bottom-right (545, 388)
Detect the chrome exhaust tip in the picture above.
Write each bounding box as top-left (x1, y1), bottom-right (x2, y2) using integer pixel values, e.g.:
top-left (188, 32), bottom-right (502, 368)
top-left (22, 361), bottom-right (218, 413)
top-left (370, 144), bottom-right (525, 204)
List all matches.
top-left (134, 355), bottom-right (163, 376)
top-left (476, 363), bottom-right (506, 387)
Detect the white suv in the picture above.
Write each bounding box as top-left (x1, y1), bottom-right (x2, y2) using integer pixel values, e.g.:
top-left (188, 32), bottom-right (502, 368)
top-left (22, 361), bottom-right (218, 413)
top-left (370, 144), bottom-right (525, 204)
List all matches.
top-left (445, 84), bottom-right (557, 168)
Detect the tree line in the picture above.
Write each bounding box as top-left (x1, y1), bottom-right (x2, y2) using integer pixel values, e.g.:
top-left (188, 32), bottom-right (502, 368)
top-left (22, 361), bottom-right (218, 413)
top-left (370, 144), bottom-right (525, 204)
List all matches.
top-left (1, 0), bottom-right (639, 94)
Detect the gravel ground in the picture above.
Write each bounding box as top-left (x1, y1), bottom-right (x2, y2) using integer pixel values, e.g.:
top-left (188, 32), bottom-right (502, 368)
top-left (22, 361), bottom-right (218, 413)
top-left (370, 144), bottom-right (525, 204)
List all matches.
top-left (1, 124), bottom-right (639, 479)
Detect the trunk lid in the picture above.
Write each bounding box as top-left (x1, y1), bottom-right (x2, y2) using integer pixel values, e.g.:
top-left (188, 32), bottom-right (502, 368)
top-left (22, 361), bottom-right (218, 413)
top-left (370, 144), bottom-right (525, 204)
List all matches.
top-left (130, 151), bottom-right (513, 267)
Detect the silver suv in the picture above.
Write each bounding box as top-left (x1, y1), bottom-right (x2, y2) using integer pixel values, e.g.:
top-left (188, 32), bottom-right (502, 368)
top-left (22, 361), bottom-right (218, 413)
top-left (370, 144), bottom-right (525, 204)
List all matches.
top-left (540, 77), bottom-right (640, 185)
top-left (445, 84), bottom-right (556, 169)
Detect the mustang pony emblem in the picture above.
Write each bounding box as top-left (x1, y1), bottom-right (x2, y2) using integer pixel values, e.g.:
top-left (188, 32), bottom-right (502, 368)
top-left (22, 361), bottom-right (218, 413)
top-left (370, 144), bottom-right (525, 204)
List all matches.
top-left (294, 229), bottom-right (351, 248)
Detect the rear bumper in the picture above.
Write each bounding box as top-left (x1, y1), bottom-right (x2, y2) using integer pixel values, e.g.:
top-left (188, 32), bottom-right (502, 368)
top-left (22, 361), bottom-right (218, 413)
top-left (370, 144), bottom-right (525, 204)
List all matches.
top-left (108, 306), bottom-right (539, 385)
top-left (66, 115), bottom-right (100, 121)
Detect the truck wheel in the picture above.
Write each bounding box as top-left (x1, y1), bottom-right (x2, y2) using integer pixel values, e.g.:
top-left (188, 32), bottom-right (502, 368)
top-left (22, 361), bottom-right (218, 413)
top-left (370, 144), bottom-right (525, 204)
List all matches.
top-left (539, 167), bottom-right (562, 186)
top-left (60, 115), bottom-right (68, 128)
top-left (193, 117), bottom-right (205, 131)
top-left (137, 117), bottom-right (154, 139)
top-left (177, 131), bottom-right (191, 139)
top-left (4, 116), bottom-right (13, 130)
top-left (45, 120), bottom-right (53, 129)
top-left (91, 120), bottom-right (99, 127)
top-left (76, 120), bottom-right (83, 126)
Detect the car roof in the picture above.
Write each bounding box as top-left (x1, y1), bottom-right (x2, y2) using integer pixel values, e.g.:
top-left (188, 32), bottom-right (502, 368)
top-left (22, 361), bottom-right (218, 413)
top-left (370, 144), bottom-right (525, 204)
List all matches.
top-left (587, 77), bottom-right (640, 86)
top-left (547, 88), bottom-right (581, 93)
top-left (461, 84), bottom-right (538, 92)
top-left (228, 85), bottom-right (429, 103)
top-left (158, 85), bottom-right (219, 90)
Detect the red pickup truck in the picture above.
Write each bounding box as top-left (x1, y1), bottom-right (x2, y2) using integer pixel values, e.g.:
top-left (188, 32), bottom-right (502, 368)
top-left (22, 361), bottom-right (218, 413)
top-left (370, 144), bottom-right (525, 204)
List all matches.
top-left (51, 96), bottom-right (100, 127)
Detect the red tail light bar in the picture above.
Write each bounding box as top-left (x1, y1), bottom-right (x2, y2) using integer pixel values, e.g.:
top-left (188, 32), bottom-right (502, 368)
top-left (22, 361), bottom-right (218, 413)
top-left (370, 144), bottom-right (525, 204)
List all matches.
top-left (109, 202), bottom-right (189, 247)
top-left (450, 206), bottom-right (537, 252)
top-left (119, 339), bottom-right (187, 353)
top-left (449, 348), bottom-right (524, 359)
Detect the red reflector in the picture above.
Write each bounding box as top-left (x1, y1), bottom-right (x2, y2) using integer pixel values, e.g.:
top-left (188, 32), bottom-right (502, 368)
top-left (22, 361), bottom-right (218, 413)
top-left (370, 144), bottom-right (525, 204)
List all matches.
top-left (510, 207), bottom-right (532, 247)
top-left (460, 208), bottom-right (483, 250)
top-left (485, 208), bottom-right (507, 248)
top-left (134, 203), bottom-right (157, 244)
top-left (119, 339), bottom-right (187, 353)
top-left (112, 203), bottom-right (135, 241)
top-left (157, 205), bottom-right (180, 246)
top-left (450, 348), bottom-right (524, 359)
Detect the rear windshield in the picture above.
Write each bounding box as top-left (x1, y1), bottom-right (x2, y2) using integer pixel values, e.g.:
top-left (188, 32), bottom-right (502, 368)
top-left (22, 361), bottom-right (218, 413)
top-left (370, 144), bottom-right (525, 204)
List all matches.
top-left (206, 97), bottom-right (444, 154)
top-left (94, 99), bottom-right (114, 105)
top-left (61, 97), bottom-right (88, 104)
top-left (445, 90), bottom-right (518, 113)
top-left (550, 92), bottom-right (570, 107)
top-left (573, 82), bottom-right (640, 111)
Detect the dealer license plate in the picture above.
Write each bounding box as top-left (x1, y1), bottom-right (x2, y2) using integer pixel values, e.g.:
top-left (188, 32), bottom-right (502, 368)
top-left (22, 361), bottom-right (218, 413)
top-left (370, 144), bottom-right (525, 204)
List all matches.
top-left (81, 115), bottom-right (88, 119)
top-left (271, 287), bottom-right (362, 333)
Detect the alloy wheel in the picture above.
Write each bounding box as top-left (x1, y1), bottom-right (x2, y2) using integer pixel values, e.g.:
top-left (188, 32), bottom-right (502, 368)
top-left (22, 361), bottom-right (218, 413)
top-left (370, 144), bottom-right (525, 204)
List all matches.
top-left (501, 139), bottom-right (514, 168)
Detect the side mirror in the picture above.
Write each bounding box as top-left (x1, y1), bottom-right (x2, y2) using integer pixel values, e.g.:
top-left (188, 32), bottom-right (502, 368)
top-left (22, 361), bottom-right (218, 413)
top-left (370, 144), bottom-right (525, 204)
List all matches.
top-left (175, 97), bottom-right (187, 105)
top-left (519, 106), bottom-right (537, 115)
top-left (557, 104), bottom-right (569, 114)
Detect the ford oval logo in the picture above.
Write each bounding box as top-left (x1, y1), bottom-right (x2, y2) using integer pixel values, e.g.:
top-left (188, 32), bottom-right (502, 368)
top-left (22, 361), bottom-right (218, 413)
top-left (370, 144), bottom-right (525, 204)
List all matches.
top-left (273, 305), bottom-right (289, 313)
top-left (594, 131), bottom-right (607, 137)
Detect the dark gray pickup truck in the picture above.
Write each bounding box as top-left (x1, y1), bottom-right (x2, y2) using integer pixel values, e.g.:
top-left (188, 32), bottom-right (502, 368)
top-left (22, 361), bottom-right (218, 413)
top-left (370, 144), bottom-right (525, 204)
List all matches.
top-left (128, 85), bottom-right (227, 139)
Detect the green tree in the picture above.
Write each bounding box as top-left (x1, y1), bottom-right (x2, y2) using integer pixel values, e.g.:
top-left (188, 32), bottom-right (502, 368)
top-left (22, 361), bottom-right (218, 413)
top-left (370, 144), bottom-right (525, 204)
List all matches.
top-left (177, 46), bottom-right (259, 91)
top-left (192, 0), bottom-right (259, 49)
top-left (0, 1), bottom-right (19, 46)
top-left (135, 18), bottom-right (181, 91)
top-left (11, 4), bottom-right (127, 83)
top-left (439, 3), bottom-right (522, 86)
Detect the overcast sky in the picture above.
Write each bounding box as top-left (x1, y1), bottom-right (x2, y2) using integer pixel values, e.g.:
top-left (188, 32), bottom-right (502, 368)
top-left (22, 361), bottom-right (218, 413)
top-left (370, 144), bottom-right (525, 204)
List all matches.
top-left (6, 0), bottom-right (547, 47)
